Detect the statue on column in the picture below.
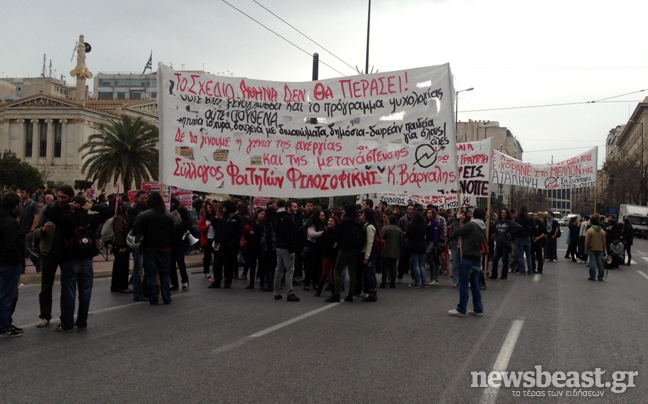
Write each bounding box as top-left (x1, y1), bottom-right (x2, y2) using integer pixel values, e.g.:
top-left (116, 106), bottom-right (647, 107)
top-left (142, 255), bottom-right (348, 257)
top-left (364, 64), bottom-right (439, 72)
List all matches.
top-left (70, 35), bottom-right (93, 79)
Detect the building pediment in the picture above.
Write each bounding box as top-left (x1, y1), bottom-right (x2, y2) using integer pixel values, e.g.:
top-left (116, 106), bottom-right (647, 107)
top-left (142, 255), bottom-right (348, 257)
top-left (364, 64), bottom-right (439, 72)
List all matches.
top-left (125, 100), bottom-right (158, 116)
top-left (1, 94), bottom-right (81, 110)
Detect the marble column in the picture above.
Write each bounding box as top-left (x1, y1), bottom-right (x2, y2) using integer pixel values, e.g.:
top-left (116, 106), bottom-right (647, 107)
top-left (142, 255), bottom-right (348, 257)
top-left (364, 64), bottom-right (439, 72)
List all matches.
top-left (59, 119), bottom-right (68, 159)
top-left (45, 119), bottom-right (54, 164)
top-left (15, 119), bottom-right (25, 157)
top-left (30, 118), bottom-right (39, 161)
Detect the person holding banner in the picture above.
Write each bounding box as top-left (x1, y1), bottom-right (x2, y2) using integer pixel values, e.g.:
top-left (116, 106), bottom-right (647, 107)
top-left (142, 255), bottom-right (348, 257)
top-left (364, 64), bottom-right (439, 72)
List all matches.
top-left (448, 207), bottom-right (487, 317)
top-left (489, 209), bottom-right (522, 281)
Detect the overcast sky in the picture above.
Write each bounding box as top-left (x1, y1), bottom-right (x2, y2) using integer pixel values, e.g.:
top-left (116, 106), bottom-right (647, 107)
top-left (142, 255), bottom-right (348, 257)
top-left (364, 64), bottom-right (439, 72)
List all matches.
top-left (3, 0), bottom-right (647, 166)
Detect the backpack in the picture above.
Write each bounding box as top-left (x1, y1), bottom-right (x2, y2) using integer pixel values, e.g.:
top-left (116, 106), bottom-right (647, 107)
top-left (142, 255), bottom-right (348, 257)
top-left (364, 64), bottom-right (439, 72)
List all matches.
top-left (66, 224), bottom-right (98, 258)
top-left (372, 227), bottom-right (386, 253)
top-left (100, 217), bottom-right (115, 243)
top-left (346, 220), bottom-right (366, 250)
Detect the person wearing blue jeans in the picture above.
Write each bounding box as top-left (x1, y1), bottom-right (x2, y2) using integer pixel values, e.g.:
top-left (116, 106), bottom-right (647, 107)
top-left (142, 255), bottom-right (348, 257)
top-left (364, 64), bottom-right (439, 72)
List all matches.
top-left (44, 194), bottom-right (112, 331)
top-left (456, 258), bottom-right (484, 315)
top-left (129, 190), bottom-right (149, 301)
top-left (59, 257), bottom-right (93, 330)
top-left (514, 206), bottom-right (534, 275)
top-left (448, 207), bottom-right (487, 317)
top-left (132, 246), bottom-right (146, 300)
top-left (410, 253), bottom-right (427, 286)
top-left (585, 216), bottom-right (607, 281)
top-left (0, 192), bottom-right (24, 337)
top-left (143, 251), bottom-right (172, 304)
top-left (130, 192), bottom-right (177, 305)
top-left (0, 265), bottom-right (21, 336)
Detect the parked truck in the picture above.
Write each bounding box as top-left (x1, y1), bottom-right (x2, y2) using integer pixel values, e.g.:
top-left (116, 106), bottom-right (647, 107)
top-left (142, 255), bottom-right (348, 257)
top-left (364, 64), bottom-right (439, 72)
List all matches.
top-left (619, 204), bottom-right (648, 239)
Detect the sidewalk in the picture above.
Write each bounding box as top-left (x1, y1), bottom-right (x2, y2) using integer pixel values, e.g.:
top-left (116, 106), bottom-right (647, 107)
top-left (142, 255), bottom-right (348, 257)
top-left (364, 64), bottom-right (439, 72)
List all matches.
top-left (20, 251), bottom-right (204, 285)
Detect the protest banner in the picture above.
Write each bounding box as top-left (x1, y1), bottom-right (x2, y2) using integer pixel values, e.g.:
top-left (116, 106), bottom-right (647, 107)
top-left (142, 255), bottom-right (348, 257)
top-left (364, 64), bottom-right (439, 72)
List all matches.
top-left (158, 63), bottom-right (458, 198)
top-left (377, 138), bottom-right (490, 208)
top-left (491, 148), bottom-right (597, 190)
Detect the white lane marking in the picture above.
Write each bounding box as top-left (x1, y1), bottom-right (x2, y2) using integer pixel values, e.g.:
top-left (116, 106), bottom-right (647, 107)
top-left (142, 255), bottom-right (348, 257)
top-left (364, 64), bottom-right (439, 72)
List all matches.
top-left (636, 250), bottom-right (645, 255)
top-left (636, 270), bottom-right (648, 281)
top-left (213, 303), bottom-right (340, 354)
top-left (480, 319), bottom-right (525, 404)
top-left (533, 274), bottom-right (541, 282)
top-left (641, 257), bottom-right (648, 263)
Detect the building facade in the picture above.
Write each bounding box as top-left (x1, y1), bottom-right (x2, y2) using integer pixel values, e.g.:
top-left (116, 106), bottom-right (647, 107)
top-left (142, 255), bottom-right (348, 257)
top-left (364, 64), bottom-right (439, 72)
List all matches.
top-left (0, 94), bottom-right (158, 187)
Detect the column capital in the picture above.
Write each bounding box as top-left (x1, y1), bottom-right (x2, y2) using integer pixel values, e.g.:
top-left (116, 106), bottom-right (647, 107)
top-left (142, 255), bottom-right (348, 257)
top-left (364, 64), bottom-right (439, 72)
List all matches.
top-left (44, 118), bottom-right (54, 124)
top-left (30, 118), bottom-right (39, 124)
top-left (59, 119), bottom-right (68, 124)
top-left (16, 119), bottom-right (25, 124)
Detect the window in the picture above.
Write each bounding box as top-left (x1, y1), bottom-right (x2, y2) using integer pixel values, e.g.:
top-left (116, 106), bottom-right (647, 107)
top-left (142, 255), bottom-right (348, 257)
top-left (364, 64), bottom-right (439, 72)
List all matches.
top-left (25, 121), bottom-right (33, 157)
top-left (117, 92), bottom-right (126, 100)
top-left (131, 92), bottom-right (141, 100)
top-left (151, 92), bottom-right (157, 98)
top-left (39, 122), bottom-right (47, 157)
top-left (98, 92), bottom-right (112, 100)
top-left (55, 86), bottom-right (60, 92)
top-left (98, 79), bottom-right (112, 87)
top-left (54, 122), bottom-right (62, 157)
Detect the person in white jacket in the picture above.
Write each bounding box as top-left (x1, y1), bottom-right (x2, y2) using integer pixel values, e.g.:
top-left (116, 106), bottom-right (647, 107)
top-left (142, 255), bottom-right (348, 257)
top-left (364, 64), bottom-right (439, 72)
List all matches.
top-left (359, 208), bottom-right (378, 302)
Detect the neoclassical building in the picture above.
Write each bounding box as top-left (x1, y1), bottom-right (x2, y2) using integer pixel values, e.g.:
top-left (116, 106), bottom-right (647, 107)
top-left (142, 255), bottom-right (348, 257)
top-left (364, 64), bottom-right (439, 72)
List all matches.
top-left (0, 94), bottom-right (158, 186)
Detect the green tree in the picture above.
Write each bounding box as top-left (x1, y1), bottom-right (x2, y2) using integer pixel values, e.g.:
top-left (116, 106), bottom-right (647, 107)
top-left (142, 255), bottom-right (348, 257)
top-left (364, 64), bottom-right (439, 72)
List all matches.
top-left (0, 150), bottom-right (42, 190)
top-left (79, 115), bottom-right (159, 192)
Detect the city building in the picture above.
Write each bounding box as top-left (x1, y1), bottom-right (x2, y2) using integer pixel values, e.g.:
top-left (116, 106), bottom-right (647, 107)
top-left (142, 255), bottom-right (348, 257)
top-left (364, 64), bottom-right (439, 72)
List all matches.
top-left (0, 76), bottom-right (77, 100)
top-left (457, 120), bottom-right (523, 207)
top-left (93, 72), bottom-right (158, 100)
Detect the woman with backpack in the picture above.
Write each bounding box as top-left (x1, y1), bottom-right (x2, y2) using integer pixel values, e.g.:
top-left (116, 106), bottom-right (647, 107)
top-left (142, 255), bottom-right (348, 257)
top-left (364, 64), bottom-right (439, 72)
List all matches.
top-left (359, 208), bottom-right (380, 302)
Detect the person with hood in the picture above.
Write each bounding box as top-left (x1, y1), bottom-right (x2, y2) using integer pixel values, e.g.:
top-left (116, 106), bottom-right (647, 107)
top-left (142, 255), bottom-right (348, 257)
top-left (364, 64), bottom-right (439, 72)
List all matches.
top-left (585, 215), bottom-right (607, 281)
top-left (489, 208), bottom-right (522, 281)
top-left (448, 207), bottom-right (488, 317)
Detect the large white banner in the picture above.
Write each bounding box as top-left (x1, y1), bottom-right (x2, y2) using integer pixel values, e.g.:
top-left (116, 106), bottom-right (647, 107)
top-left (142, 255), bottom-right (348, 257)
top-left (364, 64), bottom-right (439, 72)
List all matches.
top-left (491, 148), bottom-right (597, 190)
top-left (158, 64), bottom-right (457, 197)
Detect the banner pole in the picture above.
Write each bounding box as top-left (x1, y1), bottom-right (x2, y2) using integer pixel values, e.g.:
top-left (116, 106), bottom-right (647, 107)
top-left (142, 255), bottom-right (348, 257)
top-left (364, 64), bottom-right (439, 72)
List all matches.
top-left (484, 196), bottom-right (491, 279)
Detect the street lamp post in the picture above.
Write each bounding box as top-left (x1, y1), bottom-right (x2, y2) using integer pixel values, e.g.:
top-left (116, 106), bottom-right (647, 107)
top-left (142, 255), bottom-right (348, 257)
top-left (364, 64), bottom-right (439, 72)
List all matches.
top-left (455, 87), bottom-right (474, 141)
top-left (630, 120), bottom-right (644, 205)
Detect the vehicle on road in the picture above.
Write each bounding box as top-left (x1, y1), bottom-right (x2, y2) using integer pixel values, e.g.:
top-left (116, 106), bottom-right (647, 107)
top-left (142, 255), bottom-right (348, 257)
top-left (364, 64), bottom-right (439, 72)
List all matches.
top-left (619, 204), bottom-right (648, 239)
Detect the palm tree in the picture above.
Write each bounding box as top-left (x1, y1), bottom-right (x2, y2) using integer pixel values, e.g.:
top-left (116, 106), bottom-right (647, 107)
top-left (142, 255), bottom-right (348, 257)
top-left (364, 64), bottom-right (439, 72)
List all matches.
top-left (79, 115), bottom-right (159, 192)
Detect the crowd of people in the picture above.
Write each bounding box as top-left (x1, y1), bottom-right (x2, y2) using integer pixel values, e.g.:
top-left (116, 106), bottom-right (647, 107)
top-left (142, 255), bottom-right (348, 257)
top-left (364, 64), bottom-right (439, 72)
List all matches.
top-left (0, 185), bottom-right (635, 337)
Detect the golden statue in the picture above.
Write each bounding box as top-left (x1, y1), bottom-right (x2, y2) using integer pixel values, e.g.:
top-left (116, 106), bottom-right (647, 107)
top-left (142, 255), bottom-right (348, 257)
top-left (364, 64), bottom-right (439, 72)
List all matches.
top-left (70, 35), bottom-right (93, 79)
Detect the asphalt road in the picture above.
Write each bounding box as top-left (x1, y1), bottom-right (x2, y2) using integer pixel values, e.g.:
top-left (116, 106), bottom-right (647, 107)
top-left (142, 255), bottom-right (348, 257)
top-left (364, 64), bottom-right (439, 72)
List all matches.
top-left (3, 240), bottom-right (648, 404)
